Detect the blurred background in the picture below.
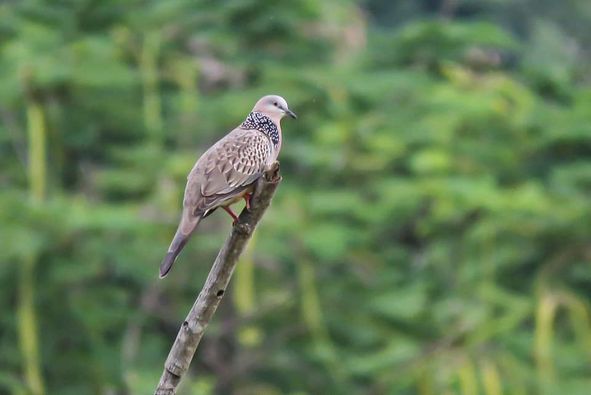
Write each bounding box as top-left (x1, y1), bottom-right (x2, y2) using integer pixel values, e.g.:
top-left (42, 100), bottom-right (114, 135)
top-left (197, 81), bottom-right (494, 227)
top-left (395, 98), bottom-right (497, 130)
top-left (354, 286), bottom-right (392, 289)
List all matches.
top-left (1, 0), bottom-right (591, 394)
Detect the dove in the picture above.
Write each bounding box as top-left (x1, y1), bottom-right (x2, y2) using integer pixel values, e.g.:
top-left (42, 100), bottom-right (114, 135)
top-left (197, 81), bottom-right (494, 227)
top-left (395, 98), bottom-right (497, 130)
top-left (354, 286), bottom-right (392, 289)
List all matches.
top-left (159, 95), bottom-right (296, 278)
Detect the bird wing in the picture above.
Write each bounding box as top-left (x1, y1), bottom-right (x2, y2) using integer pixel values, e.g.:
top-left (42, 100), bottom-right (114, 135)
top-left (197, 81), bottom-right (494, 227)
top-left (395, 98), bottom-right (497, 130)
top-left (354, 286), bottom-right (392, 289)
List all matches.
top-left (184, 128), bottom-right (273, 215)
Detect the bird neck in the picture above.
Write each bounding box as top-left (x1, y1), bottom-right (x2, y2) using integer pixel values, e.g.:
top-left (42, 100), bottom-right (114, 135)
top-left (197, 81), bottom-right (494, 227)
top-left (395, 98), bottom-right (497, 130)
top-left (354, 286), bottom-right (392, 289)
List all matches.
top-left (241, 112), bottom-right (281, 149)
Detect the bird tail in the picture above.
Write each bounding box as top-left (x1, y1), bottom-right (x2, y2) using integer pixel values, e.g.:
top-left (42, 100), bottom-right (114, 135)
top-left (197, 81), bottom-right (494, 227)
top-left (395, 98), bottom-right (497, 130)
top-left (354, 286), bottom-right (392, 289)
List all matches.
top-left (159, 214), bottom-right (202, 278)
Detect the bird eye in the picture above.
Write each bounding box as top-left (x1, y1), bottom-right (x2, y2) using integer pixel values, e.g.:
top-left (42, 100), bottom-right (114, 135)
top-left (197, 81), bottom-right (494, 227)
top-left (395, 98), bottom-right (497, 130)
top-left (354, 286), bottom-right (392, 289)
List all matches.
top-left (273, 101), bottom-right (278, 106)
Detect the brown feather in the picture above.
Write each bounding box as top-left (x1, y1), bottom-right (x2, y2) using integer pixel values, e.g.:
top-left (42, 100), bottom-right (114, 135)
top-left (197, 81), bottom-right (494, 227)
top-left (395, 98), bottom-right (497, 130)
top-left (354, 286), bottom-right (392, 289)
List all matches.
top-left (161, 126), bottom-right (275, 277)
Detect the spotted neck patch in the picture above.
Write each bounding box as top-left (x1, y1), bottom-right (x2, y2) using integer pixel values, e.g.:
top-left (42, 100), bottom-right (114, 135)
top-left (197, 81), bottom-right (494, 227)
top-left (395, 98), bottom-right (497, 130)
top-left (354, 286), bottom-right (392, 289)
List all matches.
top-left (241, 112), bottom-right (280, 147)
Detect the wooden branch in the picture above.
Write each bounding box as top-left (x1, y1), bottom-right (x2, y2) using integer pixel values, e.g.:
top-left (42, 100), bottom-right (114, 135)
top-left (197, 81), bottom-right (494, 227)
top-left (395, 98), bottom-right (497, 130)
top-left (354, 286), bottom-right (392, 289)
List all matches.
top-left (154, 162), bottom-right (282, 395)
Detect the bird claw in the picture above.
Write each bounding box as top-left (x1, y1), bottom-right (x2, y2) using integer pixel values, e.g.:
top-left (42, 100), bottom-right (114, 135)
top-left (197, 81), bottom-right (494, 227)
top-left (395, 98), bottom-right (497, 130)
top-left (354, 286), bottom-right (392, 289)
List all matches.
top-left (222, 206), bottom-right (239, 223)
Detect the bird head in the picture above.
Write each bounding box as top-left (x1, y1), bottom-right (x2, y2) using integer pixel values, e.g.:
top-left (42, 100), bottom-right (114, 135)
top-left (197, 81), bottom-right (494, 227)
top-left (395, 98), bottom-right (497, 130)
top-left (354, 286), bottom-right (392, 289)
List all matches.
top-left (252, 95), bottom-right (297, 122)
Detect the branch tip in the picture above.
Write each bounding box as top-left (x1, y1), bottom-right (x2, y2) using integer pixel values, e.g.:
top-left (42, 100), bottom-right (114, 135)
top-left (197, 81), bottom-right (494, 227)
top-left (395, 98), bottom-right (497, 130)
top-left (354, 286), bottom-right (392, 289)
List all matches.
top-left (154, 163), bottom-right (282, 394)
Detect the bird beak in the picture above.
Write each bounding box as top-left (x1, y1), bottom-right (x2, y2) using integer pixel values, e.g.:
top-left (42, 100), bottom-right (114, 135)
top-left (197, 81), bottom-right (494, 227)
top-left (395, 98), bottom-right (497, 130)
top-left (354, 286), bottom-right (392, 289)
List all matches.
top-left (285, 108), bottom-right (297, 119)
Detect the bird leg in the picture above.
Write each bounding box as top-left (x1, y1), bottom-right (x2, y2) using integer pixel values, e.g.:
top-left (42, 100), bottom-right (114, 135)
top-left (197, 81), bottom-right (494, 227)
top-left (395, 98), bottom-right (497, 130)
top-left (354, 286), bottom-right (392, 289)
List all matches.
top-left (222, 206), bottom-right (239, 224)
top-left (243, 192), bottom-right (252, 210)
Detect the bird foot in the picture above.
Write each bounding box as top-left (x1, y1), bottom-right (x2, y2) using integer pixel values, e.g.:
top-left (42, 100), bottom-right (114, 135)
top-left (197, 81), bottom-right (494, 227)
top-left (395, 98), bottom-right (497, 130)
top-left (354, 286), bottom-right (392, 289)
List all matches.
top-left (222, 206), bottom-right (239, 223)
top-left (244, 193), bottom-right (252, 211)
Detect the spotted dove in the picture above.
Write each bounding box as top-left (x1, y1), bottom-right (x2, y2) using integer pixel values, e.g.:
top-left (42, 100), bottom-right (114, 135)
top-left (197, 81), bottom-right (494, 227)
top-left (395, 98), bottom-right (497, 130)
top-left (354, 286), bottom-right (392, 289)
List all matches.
top-left (159, 95), bottom-right (296, 278)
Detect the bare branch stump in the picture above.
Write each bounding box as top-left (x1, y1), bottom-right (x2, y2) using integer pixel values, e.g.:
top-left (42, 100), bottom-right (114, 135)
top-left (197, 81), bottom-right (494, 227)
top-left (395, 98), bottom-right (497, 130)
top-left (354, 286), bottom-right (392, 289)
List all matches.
top-left (154, 162), bottom-right (282, 395)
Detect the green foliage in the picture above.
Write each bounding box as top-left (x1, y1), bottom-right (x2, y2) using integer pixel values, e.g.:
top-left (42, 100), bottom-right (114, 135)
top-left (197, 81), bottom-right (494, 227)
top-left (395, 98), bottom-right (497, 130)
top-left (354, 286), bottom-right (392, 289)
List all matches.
top-left (1, 0), bottom-right (591, 394)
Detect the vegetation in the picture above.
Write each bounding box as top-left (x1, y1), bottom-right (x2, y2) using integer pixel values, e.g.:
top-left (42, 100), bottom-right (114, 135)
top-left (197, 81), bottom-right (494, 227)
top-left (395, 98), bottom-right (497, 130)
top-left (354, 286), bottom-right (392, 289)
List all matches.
top-left (1, 0), bottom-right (590, 394)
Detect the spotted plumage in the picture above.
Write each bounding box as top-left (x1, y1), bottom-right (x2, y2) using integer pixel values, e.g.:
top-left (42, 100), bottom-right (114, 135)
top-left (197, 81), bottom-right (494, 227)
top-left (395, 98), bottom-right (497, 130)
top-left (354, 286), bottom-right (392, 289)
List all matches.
top-left (241, 112), bottom-right (281, 147)
top-left (159, 94), bottom-right (296, 278)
